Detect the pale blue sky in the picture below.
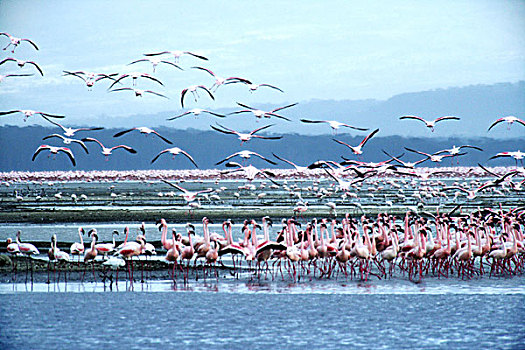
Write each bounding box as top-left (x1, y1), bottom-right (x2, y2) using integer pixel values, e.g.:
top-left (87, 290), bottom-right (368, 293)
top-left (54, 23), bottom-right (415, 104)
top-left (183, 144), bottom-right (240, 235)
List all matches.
top-left (0, 0), bottom-right (523, 134)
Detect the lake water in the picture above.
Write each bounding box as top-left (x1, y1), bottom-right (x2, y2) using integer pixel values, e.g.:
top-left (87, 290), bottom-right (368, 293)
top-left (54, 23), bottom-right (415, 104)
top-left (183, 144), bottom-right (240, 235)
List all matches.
top-left (1, 276), bottom-right (524, 349)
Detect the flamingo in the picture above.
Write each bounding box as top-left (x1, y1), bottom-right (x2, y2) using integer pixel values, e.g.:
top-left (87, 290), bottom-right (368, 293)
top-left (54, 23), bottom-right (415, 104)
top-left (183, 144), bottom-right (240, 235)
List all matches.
top-left (487, 116), bottom-right (525, 131)
top-left (220, 162), bottom-right (279, 184)
top-left (180, 229), bottom-right (195, 281)
top-left (16, 231), bottom-right (39, 256)
top-left (300, 119), bottom-right (368, 134)
top-left (332, 128), bottom-right (379, 155)
top-left (95, 230), bottom-right (119, 259)
top-left (42, 134), bottom-right (89, 153)
top-left (229, 102), bottom-right (297, 121)
top-left (0, 57), bottom-right (43, 76)
top-left (180, 85), bottom-right (214, 107)
top-left (168, 108), bottom-right (225, 120)
top-left (191, 66), bottom-right (250, 91)
top-left (151, 147), bottom-right (198, 167)
top-left (165, 226), bottom-right (180, 279)
top-left (404, 147), bottom-right (467, 163)
top-left (32, 145), bottom-right (76, 166)
top-left (109, 87), bottom-right (168, 99)
top-left (63, 70), bottom-right (117, 89)
top-left (160, 179), bottom-right (214, 203)
top-left (41, 116), bottom-right (103, 137)
top-left (489, 151), bottom-right (525, 167)
top-left (108, 72), bottom-right (163, 88)
top-left (215, 150), bottom-right (277, 165)
top-left (0, 109), bottom-right (64, 121)
top-left (399, 115), bottom-right (460, 132)
top-left (0, 32), bottom-right (39, 52)
top-left (69, 228), bottom-right (85, 262)
top-left (144, 50), bottom-right (208, 63)
top-left (113, 126), bottom-right (172, 144)
top-left (82, 137), bottom-right (137, 159)
top-left (210, 123), bottom-right (282, 144)
top-left (128, 57), bottom-right (182, 73)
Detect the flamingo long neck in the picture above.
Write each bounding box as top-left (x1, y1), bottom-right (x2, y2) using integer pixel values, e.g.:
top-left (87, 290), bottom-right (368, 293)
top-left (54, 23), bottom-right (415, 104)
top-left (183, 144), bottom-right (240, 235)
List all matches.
top-left (330, 221), bottom-right (336, 243)
top-left (78, 229), bottom-right (84, 245)
top-left (91, 234), bottom-right (97, 250)
top-left (263, 221), bottom-right (269, 242)
top-left (112, 232), bottom-right (116, 247)
top-left (252, 223), bottom-right (258, 247)
top-left (203, 220), bottom-right (210, 245)
top-left (123, 227), bottom-right (129, 245)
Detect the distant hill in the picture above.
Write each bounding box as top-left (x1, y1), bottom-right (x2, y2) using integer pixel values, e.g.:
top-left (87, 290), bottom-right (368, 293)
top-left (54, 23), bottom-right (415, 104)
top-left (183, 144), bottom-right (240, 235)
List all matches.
top-left (1, 81), bottom-right (523, 140)
top-left (0, 125), bottom-right (522, 171)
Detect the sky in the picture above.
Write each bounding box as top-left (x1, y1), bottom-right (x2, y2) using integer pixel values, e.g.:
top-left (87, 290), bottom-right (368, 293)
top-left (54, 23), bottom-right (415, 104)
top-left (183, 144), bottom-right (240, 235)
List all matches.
top-left (0, 0), bottom-right (523, 136)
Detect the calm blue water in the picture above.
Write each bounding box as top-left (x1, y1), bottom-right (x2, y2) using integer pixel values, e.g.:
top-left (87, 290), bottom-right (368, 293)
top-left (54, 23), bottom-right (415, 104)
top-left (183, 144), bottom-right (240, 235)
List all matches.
top-left (0, 277), bottom-right (524, 349)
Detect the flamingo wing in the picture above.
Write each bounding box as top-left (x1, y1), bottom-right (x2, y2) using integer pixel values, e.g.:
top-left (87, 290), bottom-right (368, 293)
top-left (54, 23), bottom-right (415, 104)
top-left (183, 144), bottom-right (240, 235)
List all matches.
top-left (400, 115), bottom-right (427, 124)
top-left (39, 112), bottom-right (65, 119)
top-left (236, 102), bottom-right (255, 110)
top-left (127, 58), bottom-right (148, 65)
top-left (32, 145), bottom-right (50, 161)
top-left (332, 138), bottom-right (353, 149)
top-left (359, 128), bottom-right (379, 147)
top-left (58, 147), bottom-right (76, 166)
top-left (203, 110), bottom-right (226, 118)
top-left (72, 139), bottom-right (90, 154)
top-left (161, 179), bottom-right (188, 193)
top-left (487, 118), bottom-right (505, 131)
top-left (271, 102), bottom-right (298, 113)
top-left (144, 90), bottom-right (169, 99)
top-left (435, 116), bottom-right (460, 123)
top-left (27, 61), bottom-right (44, 76)
top-left (404, 147), bottom-right (431, 157)
top-left (180, 88), bottom-right (189, 108)
top-left (160, 60), bottom-right (183, 70)
top-left (82, 137), bottom-right (105, 149)
top-left (252, 152), bottom-right (277, 165)
top-left (0, 110), bottom-right (21, 116)
top-left (142, 74), bottom-right (164, 86)
top-left (151, 149), bottom-right (170, 164)
top-left (250, 123), bottom-right (275, 135)
top-left (265, 112), bottom-right (291, 121)
top-left (108, 74), bottom-right (129, 89)
top-left (210, 124), bottom-right (237, 135)
top-left (272, 153), bottom-right (298, 168)
top-left (21, 38), bottom-right (39, 50)
top-left (113, 128), bottom-right (136, 138)
top-left (215, 152), bottom-right (239, 165)
top-left (191, 66), bottom-right (216, 77)
top-left (258, 84), bottom-right (284, 92)
top-left (167, 111), bottom-right (191, 120)
top-left (184, 51), bottom-right (208, 60)
top-left (111, 145), bottom-right (137, 154)
top-left (179, 149), bottom-right (199, 168)
top-left (197, 85), bottom-right (215, 100)
top-left (341, 123), bottom-right (369, 131)
top-left (151, 130), bottom-right (173, 144)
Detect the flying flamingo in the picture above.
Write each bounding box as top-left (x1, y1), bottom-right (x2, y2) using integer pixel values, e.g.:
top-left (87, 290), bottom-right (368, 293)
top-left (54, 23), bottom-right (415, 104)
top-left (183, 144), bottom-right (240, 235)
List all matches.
top-left (404, 147), bottom-right (467, 163)
top-left (489, 151), bottom-right (525, 167)
top-left (62, 70), bottom-right (118, 90)
top-left (32, 145), bottom-right (76, 166)
top-left (191, 66), bottom-right (250, 92)
top-left (109, 87), bottom-right (168, 99)
top-left (210, 123), bottom-right (282, 144)
top-left (41, 116), bottom-right (103, 136)
top-left (0, 57), bottom-right (43, 75)
top-left (108, 72), bottom-right (163, 89)
top-left (82, 137), bottom-right (137, 159)
top-left (0, 32), bottom-right (39, 52)
top-left (487, 116), bottom-right (525, 131)
top-left (399, 115), bottom-right (460, 132)
top-left (128, 57), bottom-right (183, 73)
top-left (382, 150), bottom-right (428, 168)
top-left (180, 85), bottom-right (214, 107)
top-left (144, 50), bottom-right (208, 63)
top-left (42, 134), bottom-right (89, 153)
top-left (151, 147), bottom-right (198, 167)
top-left (220, 162), bottom-right (279, 183)
top-left (167, 108), bottom-right (225, 120)
top-left (0, 109), bottom-right (64, 121)
top-left (215, 150), bottom-right (277, 165)
top-left (300, 119), bottom-right (368, 134)
top-left (332, 128), bottom-right (379, 155)
top-left (160, 179), bottom-right (214, 203)
top-left (113, 126), bottom-right (172, 144)
top-left (229, 102), bottom-right (297, 121)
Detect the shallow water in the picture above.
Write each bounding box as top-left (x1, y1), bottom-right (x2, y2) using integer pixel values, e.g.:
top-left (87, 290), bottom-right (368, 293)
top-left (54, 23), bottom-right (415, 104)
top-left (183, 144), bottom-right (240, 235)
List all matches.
top-left (0, 287), bottom-right (523, 349)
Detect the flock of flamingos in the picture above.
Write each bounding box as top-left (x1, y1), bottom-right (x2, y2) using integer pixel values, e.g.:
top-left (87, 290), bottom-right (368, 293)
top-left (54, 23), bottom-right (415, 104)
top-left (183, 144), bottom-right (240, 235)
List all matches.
top-left (1, 31), bottom-right (524, 285)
